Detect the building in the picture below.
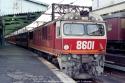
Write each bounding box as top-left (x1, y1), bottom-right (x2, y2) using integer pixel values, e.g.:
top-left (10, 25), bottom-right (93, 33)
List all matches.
top-left (92, 0), bottom-right (125, 15)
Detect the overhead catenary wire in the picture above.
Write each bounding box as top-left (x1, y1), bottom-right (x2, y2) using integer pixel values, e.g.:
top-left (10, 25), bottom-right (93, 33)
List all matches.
top-left (46, 0), bottom-right (65, 11)
top-left (69, 0), bottom-right (79, 4)
top-left (21, 0), bottom-right (66, 31)
top-left (35, 0), bottom-right (65, 21)
top-left (41, 0), bottom-right (80, 16)
top-left (40, 0), bottom-right (81, 19)
top-left (20, 0), bottom-right (83, 29)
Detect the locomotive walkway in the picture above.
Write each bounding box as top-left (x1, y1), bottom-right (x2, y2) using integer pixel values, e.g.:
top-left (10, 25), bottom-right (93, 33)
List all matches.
top-left (0, 43), bottom-right (75, 83)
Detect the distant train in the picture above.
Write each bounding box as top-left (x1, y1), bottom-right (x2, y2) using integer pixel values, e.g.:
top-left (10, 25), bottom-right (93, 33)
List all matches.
top-left (6, 11), bottom-right (107, 79)
top-left (103, 12), bottom-right (125, 71)
top-left (103, 12), bottom-right (125, 49)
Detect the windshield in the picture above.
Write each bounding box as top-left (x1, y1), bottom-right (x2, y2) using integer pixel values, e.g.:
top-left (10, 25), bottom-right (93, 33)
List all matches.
top-left (64, 23), bottom-right (85, 35)
top-left (63, 23), bottom-right (105, 36)
top-left (86, 24), bottom-right (104, 36)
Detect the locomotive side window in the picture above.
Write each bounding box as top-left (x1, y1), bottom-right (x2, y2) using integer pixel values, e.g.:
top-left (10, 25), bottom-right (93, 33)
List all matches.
top-left (42, 27), bottom-right (47, 40)
top-left (57, 27), bottom-right (61, 37)
top-left (64, 23), bottom-right (85, 36)
top-left (121, 19), bottom-right (125, 29)
top-left (56, 21), bottom-right (61, 37)
top-left (86, 24), bottom-right (104, 36)
top-left (29, 32), bottom-right (33, 39)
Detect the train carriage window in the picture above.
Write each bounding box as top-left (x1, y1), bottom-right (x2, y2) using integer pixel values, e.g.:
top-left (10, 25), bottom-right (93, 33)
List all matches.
top-left (47, 27), bottom-right (51, 40)
top-left (121, 19), bottom-right (125, 29)
top-left (56, 21), bottom-right (61, 37)
top-left (45, 27), bottom-right (47, 40)
top-left (33, 32), bottom-right (35, 43)
top-left (107, 23), bottom-right (112, 31)
top-left (87, 24), bottom-right (104, 36)
top-left (42, 27), bottom-right (48, 40)
top-left (64, 23), bottom-right (85, 36)
top-left (29, 32), bottom-right (33, 39)
top-left (57, 26), bottom-right (61, 37)
top-left (42, 28), bottom-right (44, 39)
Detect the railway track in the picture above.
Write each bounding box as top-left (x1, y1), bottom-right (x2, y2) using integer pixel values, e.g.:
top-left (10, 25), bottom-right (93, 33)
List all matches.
top-left (103, 67), bottom-right (125, 83)
top-left (75, 52), bottom-right (125, 83)
top-left (75, 71), bottom-right (125, 83)
top-left (32, 49), bottom-right (125, 83)
top-left (105, 48), bottom-right (125, 71)
top-left (32, 48), bottom-right (125, 83)
top-left (107, 48), bottom-right (125, 54)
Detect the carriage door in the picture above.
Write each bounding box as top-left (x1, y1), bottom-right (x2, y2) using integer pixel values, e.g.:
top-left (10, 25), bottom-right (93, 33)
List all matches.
top-left (55, 21), bottom-right (63, 52)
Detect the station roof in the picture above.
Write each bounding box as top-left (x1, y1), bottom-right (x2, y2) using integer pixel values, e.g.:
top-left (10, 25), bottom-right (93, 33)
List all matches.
top-left (0, 0), bottom-right (48, 35)
top-left (3, 12), bottom-right (43, 35)
top-left (24, 0), bottom-right (48, 6)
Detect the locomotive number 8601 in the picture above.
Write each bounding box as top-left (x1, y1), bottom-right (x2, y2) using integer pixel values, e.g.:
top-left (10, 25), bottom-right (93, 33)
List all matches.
top-left (76, 41), bottom-right (95, 50)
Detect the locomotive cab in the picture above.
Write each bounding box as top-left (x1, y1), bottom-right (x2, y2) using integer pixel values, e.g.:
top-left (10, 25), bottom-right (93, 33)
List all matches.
top-left (62, 21), bottom-right (106, 54)
top-left (56, 13), bottom-right (107, 78)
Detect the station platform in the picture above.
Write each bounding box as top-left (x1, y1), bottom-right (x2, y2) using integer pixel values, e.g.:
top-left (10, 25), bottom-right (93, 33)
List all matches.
top-left (0, 43), bottom-right (75, 83)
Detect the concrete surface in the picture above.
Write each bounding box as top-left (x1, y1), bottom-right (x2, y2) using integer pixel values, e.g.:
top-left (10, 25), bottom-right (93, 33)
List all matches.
top-left (0, 43), bottom-right (61, 83)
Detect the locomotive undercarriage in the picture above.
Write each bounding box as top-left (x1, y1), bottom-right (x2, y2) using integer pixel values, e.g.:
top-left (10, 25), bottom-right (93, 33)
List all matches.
top-left (57, 54), bottom-right (105, 79)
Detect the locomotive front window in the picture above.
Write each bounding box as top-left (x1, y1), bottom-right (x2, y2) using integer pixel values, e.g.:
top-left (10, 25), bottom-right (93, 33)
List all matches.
top-left (86, 24), bottom-right (104, 36)
top-left (64, 24), bottom-right (85, 35)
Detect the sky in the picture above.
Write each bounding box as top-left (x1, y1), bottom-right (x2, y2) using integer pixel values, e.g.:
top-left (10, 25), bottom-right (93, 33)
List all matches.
top-left (17, 0), bottom-right (92, 31)
top-left (35, 0), bottom-right (92, 6)
top-left (37, 0), bottom-right (92, 21)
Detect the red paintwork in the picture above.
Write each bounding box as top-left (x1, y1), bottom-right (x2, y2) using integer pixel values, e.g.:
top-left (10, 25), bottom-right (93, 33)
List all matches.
top-left (56, 39), bottom-right (107, 54)
top-left (29, 20), bottom-right (106, 55)
top-left (8, 20), bottom-right (107, 56)
top-left (7, 35), bottom-right (16, 44)
top-left (106, 18), bottom-right (125, 41)
top-left (63, 39), bottom-right (106, 50)
top-left (29, 23), bottom-right (57, 54)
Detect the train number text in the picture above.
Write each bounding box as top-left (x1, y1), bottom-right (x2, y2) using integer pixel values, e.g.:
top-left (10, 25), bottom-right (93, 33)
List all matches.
top-left (76, 41), bottom-right (95, 50)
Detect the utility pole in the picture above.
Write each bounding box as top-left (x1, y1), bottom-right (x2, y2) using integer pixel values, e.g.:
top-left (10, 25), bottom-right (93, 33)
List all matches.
top-left (0, 16), bottom-right (4, 47)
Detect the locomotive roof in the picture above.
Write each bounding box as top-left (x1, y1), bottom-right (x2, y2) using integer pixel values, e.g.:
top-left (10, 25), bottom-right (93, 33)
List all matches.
top-left (33, 12), bottom-right (105, 29)
top-left (32, 19), bottom-right (105, 31)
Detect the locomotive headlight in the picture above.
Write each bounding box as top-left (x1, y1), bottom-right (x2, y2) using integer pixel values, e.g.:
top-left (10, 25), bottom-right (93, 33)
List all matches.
top-left (64, 45), bottom-right (69, 50)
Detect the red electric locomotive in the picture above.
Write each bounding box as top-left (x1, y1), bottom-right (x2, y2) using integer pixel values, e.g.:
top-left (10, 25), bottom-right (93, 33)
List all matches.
top-left (28, 12), bottom-right (107, 78)
top-left (6, 8), bottom-right (107, 78)
top-left (7, 12), bottom-right (107, 78)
